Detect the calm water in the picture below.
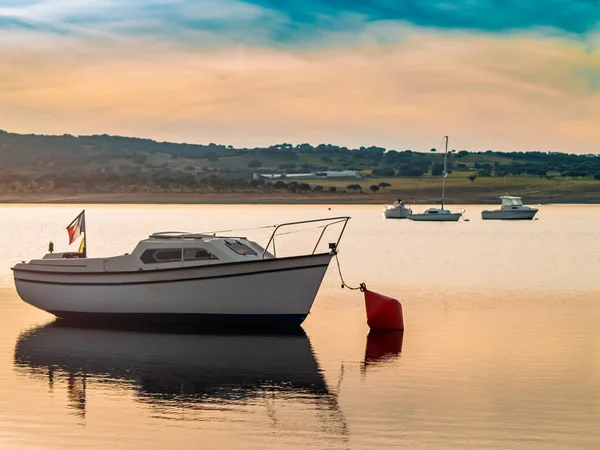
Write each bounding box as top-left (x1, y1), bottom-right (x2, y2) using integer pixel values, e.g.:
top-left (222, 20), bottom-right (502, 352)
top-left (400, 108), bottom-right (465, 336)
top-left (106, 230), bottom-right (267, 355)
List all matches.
top-left (1, 204), bottom-right (599, 449)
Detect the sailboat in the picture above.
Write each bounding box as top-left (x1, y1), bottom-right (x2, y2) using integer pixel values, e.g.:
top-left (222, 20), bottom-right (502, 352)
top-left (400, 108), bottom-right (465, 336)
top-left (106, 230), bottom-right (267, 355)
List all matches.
top-left (408, 136), bottom-right (463, 222)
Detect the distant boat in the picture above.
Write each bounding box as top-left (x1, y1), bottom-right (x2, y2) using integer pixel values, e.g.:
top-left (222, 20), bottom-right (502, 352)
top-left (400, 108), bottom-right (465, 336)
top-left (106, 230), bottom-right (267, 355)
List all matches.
top-left (482, 196), bottom-right (538, 220)
top-left (383, 199), bottom-right (412, 219)
top-left (409, 136), bottom-right (463, 222)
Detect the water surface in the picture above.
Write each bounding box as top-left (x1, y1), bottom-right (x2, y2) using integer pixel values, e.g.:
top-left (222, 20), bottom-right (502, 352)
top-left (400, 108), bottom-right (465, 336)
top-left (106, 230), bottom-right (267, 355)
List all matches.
top-left (1, 204), bottom-right (599, 449)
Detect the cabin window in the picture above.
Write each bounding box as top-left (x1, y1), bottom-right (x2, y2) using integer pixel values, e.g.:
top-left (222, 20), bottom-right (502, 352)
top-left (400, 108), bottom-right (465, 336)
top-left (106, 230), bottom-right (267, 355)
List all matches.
top-left (225, 240), bottom-right (257, 256)
top-left (140, 248), bottom-right (218, 264)
top-left (183, 248), bottom-right (218, 261)
top-left (155, 249), bottom-right (183, 262)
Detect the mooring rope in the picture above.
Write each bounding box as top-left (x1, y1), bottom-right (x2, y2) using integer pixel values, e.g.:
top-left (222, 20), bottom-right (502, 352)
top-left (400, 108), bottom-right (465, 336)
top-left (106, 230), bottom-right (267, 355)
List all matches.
top-left (334, 252), bottom-right (366, 291)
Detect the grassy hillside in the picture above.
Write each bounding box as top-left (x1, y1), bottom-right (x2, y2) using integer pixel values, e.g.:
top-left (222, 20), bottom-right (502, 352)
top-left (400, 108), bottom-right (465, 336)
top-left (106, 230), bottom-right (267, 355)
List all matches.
top-left (1, 130), bottom-right (599, 203)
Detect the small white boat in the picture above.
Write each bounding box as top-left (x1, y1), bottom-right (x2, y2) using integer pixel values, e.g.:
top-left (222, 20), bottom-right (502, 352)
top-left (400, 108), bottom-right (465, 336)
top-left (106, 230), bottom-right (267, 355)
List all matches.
top-left (408, 208), bottom-right (463, 222)
top-left (409, 136), bottom-right (463, 222)
top-left (12, 214), bottom-right (350, 328)
top-left (383, 200), bottom-right (412, 219)
top-left (482, 196), bottom-right (538, 220)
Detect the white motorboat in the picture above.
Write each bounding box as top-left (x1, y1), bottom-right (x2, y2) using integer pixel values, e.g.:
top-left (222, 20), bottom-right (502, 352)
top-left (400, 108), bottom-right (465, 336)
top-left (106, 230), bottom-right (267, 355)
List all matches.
top-left (383, 200), bottom-right (412, 219)
top-left (409, 136), bottom-right (463, 222)
top-left (12, 214), bottom-right (350, 328)
top-left (482, 196), bottom-right (538, 220)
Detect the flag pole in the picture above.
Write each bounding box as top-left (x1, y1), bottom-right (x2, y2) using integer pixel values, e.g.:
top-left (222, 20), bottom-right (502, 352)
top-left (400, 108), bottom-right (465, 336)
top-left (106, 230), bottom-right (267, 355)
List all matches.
top-left (82, 209), bottom-right (87, 258)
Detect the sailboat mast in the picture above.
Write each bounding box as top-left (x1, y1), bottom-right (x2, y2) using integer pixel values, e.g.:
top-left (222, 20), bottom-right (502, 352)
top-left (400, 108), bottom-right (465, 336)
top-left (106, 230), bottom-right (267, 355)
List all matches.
top-left (441, 136), bottom-right (448, 209)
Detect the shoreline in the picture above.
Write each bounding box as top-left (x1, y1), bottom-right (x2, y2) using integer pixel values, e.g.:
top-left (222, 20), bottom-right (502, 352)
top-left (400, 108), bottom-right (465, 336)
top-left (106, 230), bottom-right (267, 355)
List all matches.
top-left (0, 193), bottom-right (598, 205)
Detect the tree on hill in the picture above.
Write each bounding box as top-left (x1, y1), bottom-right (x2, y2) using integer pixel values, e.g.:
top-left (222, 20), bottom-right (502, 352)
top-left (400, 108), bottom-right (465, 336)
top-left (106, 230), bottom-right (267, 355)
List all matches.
top-left (468, 174), bottom-right (477, 183)
top-left (298, 183), bottom-right (311, 191)
top-left (372, 167), bottom-right (395, 177)
top-left (496, 168), bottom-right (509, 178)
top-left (378, 182), bottom-right (391, 189)
top-left (346, 184), bottom-right (362, 193)
top-left (430, 148), bottom-right (436, 152)
top-left (248, 160), bottom-right (262, 168)
top-left (431, 163), bottom-right (444, 176)
top-left (328, 186), bottom-right (337, 193)
top-left (369, 184), bottom-right (380, 193)
top-left (206, 152), bottom-right (219, 162)
top-left (132, 153), bottom-right (147, 165)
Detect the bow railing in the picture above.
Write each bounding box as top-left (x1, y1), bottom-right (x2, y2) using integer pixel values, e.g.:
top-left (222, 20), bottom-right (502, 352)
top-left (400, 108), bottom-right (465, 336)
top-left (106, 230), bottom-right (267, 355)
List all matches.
top-left (262, 216), bottom-right (350, 259)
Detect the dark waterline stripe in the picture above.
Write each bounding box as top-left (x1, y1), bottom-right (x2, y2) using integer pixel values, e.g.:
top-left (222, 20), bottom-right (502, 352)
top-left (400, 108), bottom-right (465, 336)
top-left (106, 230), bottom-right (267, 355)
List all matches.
top-left (47, 312), bottom-right (309, 328)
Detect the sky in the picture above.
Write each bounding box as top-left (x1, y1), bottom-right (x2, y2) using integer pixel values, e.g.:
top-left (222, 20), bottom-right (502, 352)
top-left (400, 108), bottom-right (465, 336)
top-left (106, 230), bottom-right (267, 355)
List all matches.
top-left (1, 0), bottom-right (599, 153)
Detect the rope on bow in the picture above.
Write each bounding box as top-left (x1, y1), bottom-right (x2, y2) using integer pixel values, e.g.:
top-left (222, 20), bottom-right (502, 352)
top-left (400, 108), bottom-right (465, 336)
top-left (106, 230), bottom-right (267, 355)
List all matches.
top-left (334, 252), bottom-right (366, 291)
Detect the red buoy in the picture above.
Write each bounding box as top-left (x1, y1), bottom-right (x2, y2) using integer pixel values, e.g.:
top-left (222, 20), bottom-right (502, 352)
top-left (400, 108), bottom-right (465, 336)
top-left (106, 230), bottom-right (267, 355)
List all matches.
top-left (363, 286), bottom-right (404, 330)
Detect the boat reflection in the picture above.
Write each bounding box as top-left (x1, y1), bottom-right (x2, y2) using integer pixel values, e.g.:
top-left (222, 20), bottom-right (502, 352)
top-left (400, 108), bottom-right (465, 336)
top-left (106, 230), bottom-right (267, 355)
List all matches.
top-left (14, 321), bottom-right (347, 436)
top-left (362, 330), bottom-right (404, 372)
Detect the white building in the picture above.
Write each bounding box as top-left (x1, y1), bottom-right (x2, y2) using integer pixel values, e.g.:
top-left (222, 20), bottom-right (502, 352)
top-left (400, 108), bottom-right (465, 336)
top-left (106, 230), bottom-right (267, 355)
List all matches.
top-left (253, 170), bottom-right (357, 180)
top-left (314, 171), bottom-right (358, 178)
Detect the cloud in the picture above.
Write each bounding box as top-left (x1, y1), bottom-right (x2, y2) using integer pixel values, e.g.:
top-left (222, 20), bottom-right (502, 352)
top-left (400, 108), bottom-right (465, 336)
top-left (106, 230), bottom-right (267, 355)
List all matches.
top-left (2, 0), bottom-right (600, 50)
top-left (1, 29), bottom-right (599, 152)
top-left (1, 1), bottom-right (600, 152)
top-left (0, 0), bottom-right (287, 47)
top-left (250, 0), bottom-right (600, 35)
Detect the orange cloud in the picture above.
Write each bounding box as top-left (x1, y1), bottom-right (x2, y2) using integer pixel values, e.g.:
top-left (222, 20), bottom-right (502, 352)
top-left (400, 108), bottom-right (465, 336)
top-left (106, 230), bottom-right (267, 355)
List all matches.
top-left (1, 29), bottom-right (599, 152)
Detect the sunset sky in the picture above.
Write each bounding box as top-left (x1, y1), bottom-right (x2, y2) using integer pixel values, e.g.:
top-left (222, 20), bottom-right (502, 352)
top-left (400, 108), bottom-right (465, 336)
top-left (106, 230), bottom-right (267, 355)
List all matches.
top-left (1, 0), bottom-right (599, 153)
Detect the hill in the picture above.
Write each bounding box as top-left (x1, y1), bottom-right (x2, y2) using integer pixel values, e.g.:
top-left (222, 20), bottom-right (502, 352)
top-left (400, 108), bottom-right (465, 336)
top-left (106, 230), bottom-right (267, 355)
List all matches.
top-left (1, 130), bottom-right (599, 203)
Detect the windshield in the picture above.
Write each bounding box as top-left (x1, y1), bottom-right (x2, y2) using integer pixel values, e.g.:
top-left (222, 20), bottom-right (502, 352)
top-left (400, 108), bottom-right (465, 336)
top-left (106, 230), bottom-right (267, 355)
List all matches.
top-left (501, 197), bottom-right (523, 207)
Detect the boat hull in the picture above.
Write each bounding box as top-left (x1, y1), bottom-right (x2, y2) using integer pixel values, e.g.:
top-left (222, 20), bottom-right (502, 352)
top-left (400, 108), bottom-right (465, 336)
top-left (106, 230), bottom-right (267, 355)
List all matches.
top-left (481, 209), bottom-right (538, 220)
top-left (383, 207), bottom-right (411, 219)
top-left (408, 213), bottom-right (462, 222)
top-left (13, 254), bottom-right (332, 327)
top-left (383, 211), bottom-right (411, 219)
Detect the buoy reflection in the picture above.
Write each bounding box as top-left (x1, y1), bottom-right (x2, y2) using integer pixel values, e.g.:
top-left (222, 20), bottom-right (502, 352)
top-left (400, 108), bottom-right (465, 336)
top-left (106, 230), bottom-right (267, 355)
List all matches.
top-left (362, 330), bottom-right (404, 373)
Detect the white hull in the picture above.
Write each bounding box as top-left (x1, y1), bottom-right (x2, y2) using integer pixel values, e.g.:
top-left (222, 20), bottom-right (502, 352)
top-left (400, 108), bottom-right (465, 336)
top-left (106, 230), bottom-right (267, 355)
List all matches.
top-left (409, 212), bottom-right (462, 222)
top-left (482, 209), bottom-right (538, 220)
top-left (383, 209), bottom-right (411, 219)
top-left (13, 254), bottom-right (332, 325)
top-left (383, 204), bottom-right (412, 219)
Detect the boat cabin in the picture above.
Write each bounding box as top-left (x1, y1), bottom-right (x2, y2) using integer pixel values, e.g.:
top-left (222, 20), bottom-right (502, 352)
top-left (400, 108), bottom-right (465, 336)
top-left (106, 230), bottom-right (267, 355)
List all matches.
top-left (500, 196), bottom-right (524, 209)
top-left (38, 233), bottom-right (274, 271)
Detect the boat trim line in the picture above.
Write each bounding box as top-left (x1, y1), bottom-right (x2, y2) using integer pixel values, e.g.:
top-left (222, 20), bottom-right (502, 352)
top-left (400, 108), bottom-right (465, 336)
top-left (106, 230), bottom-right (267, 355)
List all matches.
top-left (14, 262), bottom-right (330, 286)
top-left (12, 252), bottom-right (331, 276)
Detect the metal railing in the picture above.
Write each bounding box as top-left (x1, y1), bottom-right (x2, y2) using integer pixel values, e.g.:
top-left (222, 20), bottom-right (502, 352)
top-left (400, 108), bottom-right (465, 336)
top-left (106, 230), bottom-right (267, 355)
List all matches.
top-left (261, 216), bottom-right (350, 258)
